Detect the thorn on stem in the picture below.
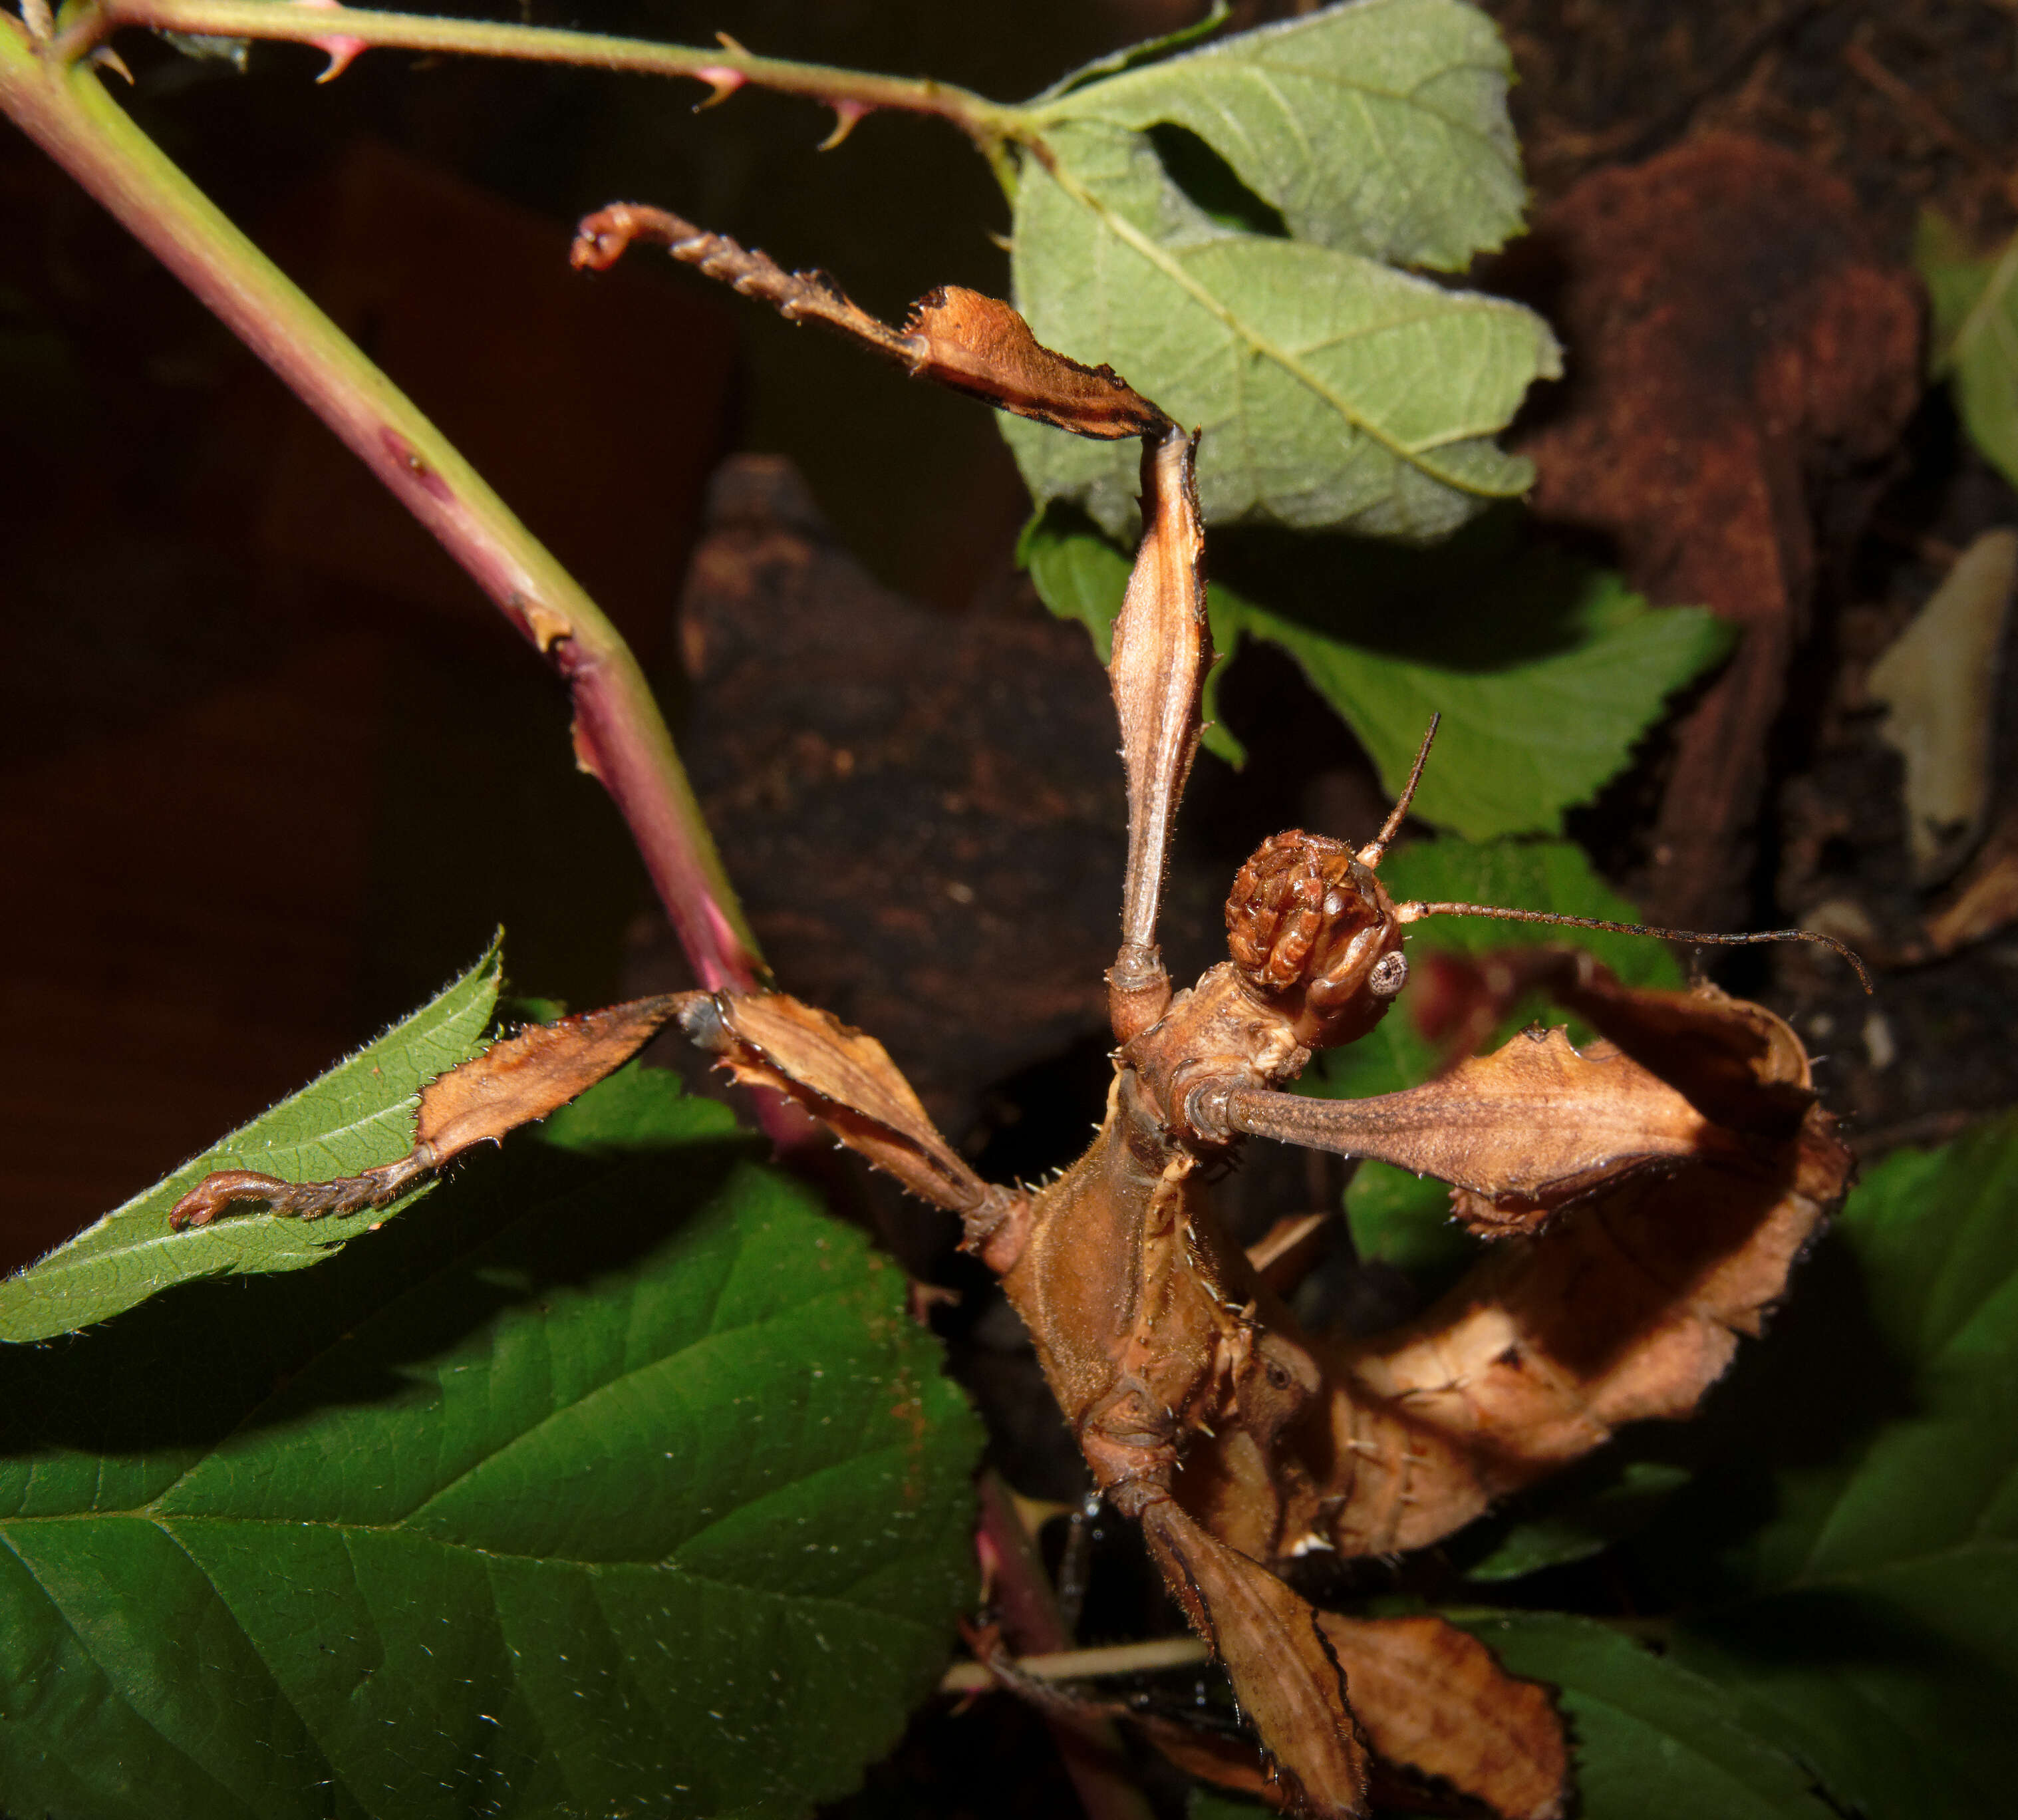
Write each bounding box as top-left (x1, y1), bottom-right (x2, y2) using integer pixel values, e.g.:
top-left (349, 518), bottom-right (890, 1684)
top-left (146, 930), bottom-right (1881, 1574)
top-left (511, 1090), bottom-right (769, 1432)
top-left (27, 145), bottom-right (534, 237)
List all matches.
top-left (818, 99), bottom-right (872, 152)
top-left (293, 0), bottom-right (366, 82)
top-left (87, 44), bottom-right (134, 83)
top-left (692, 65), bottom-right (746, 111)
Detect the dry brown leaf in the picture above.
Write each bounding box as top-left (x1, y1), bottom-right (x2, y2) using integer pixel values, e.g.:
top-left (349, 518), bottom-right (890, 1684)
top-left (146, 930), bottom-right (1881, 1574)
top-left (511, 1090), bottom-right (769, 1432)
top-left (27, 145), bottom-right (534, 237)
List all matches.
top-left (1512, 133), bottom-right (1922, 927)
top-left (1316, 1612), bottom-right (1566, 1820)
top-left (1869, 528), bottom-right (2018, 884)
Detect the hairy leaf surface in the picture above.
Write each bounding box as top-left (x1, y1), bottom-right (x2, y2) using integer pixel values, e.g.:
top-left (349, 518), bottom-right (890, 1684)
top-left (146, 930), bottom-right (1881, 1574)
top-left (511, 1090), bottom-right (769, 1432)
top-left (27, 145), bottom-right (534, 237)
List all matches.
top-left (1005, 117), bottom-right (1558, 538)
top-left (0, 942), bottom-right (502, 1342)
top-left (1030, 0), bottom-right (1526, 269)
top-left (0, 1066), bottom-right (982, 1819)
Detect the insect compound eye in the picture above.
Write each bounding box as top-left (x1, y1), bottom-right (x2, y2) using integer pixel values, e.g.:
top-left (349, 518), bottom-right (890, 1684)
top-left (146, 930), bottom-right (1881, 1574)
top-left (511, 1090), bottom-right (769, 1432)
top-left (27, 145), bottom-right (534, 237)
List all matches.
top-left (1367, 951), bottom-right (1409, 999)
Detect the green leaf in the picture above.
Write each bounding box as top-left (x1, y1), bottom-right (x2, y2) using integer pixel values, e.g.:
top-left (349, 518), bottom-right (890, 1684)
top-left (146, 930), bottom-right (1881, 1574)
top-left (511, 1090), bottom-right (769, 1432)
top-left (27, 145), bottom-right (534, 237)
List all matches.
top-left (1465, 1461), bottom-right (1694, 1582)
top-left (1917, 210), bottom-right (2018, 491)
top-left (1004, 117), bottom-right (1558, 539)
top-left (1665, 1114), bottom-right (2018, 1820)
top-left (1016, 510), bottom-right (1729, 837)
top-left (1302, 837), bottom-right (1683, 1263)
top-left (1213, 547), bottom-right (1732, 839)
top-left (0, 1065), bottom-right (983, 1819)
top-left (1452, 1614), bottom-right (1839, 1820)
top-left (0, 941), bottom-right (502, 1343)
top-left (1017, 502), bottom-right (1127, 665)
top-left (1030, 0), bottom-right (1526, 271)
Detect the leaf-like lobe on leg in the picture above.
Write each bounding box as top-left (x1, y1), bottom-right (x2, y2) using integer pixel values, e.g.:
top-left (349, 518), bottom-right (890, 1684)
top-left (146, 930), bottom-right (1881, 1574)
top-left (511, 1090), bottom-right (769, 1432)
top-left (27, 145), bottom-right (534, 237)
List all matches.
top-left (168, 994), bottom-right (688, 1227)
top-left (677, 989), bottom-right (1001, 1223)
top-left (900, 286), bottom-right (1169, 439)
top-left (1108, 425), bottom-right (1213, 1040)
top-left (1293, 983), bottom-right (1852, 1555)
top-left (1138, 1495), bottom-right (1371, 1819)
top-left (1219, 1024), bottom-right (1732, 1221)
top-left (571, 204), bottom-right (1167, 440)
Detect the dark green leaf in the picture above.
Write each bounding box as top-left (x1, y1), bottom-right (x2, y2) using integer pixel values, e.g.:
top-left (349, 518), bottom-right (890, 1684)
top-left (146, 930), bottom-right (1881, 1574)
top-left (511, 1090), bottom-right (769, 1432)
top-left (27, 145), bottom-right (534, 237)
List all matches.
top-left (1666, 1114), bottom-right (2018, 1820)
top-left (1465, 1462), bottom-right (1695, 1582)
top-left (0, 1063), bottom-right (982, 1819)
top-left (1452, 1614), bottom-right (1838, 1820)
top-left (1918, 211), bottom-right (2018, 491)
top-left (0, 941), bottom-right (502, 1342)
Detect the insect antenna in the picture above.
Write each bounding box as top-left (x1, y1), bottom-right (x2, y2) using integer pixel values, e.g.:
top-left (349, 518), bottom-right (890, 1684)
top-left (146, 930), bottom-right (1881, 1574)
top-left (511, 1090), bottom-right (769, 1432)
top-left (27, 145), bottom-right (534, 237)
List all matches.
top-left (1357, 714), bottom-right (1440, 867)
top-left (1391, 899), bottom-right (1874, 994)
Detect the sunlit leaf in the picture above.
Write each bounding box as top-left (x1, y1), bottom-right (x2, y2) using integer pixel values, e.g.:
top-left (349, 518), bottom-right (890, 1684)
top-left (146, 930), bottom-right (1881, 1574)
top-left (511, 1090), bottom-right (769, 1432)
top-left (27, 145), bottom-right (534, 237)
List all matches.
top-left (0, 1066), bottom-right (983, 1819)
top-left (0, 941), bottom-right (502, 1342)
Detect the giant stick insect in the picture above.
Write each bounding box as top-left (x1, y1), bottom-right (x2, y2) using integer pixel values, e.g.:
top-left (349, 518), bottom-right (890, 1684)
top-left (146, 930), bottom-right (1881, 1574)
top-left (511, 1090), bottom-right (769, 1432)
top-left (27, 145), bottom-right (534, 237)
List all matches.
top-left (174, 206), bottom-right (1865, 1820)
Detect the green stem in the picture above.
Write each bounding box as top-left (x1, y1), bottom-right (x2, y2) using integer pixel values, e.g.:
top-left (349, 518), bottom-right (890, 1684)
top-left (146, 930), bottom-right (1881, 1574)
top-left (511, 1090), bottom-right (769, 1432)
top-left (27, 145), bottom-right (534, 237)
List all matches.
top-left (57, 0), bottom-right (1029, 161)
top-left (0, 17), bottom-right (766, 1003)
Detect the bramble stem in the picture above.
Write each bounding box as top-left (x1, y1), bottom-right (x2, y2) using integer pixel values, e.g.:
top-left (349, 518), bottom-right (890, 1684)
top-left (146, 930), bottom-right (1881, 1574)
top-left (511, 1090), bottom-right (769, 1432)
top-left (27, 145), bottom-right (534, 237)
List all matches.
top-left (54, 0), bottom-right (1028, 169)
top-left (0, 19), bottom-right (767, 1010)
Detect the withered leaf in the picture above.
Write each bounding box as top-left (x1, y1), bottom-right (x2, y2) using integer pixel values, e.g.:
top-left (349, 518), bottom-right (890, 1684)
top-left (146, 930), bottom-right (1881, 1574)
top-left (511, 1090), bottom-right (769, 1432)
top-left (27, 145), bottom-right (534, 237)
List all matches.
top-left (170, 996), bottom-right (685, 1228)
top-left (1315, 1612), bottom-right (1566, 1820)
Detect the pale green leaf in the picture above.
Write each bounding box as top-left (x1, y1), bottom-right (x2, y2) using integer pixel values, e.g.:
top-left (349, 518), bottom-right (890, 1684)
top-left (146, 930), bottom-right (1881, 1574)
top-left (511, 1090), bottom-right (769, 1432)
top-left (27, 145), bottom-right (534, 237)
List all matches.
top-left (1916, 211), bottom-right (2018, 491)
top-left (0, 940), bottom-right (502, 1342)
top-left (1032, 0), bottom-right (1526, 269)
top-left (1005, 118), bottom-right (1558, 539)
top-left (0, 1065), bottom-right (983, 1819)
top-left (1665, 1114), bottom-right (2018, 1820)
